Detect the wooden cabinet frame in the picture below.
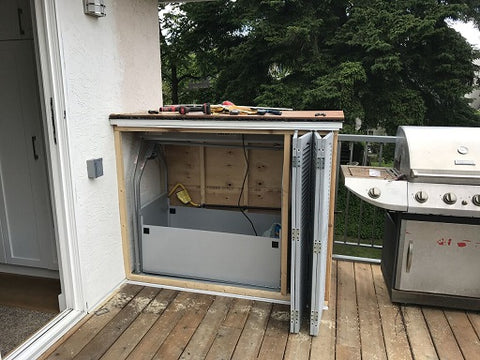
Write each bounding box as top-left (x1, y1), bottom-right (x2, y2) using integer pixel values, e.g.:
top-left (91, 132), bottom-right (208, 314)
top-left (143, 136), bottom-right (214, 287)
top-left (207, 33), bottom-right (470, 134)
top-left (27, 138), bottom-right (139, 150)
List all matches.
top-left (111, 112), bottom-right (342, 303)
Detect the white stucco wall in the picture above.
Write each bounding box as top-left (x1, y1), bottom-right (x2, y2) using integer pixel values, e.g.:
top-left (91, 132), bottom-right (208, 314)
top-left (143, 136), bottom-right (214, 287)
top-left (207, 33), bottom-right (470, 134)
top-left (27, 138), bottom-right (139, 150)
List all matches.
top-left (55, 0), bottom-right (162, 309)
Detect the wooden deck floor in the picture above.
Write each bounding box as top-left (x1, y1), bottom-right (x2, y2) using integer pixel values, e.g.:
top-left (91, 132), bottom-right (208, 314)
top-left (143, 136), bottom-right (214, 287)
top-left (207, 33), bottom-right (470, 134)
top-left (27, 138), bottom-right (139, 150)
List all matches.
top-left (40, 260), bottom-right (480, 360)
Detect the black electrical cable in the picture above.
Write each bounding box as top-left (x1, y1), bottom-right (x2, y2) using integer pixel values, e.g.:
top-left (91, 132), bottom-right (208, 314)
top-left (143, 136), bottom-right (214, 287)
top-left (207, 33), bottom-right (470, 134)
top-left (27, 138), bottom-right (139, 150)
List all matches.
top-left (238, 135), bottom-right (258, 236)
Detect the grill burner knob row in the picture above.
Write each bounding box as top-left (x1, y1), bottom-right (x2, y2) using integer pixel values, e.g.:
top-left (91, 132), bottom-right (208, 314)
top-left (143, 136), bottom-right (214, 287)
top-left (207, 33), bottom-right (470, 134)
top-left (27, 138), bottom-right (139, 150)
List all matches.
top-left (414, 191), bottom-right (428, 203)
top-left (368, 187), bottom-right (381, 199)
top-left (472, 194), bottom-right (480, 206)
top-left (443, 192), bottom-right (457, 205)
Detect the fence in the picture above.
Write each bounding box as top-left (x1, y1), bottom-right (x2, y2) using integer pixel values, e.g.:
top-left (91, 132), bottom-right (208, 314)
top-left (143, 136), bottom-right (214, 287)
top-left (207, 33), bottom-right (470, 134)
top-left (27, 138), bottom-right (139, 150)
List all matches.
top-left (332, 134), bottom-right (397, 263)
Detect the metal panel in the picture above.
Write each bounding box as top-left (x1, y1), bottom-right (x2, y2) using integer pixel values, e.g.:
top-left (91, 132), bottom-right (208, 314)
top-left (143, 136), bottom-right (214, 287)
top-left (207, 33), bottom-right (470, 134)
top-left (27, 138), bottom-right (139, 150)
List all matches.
top-left (290, 131), bottom-right (313, 333)
top-left (109, 118), bottom-right (343, 132)
top-left (141, 226), bottom-right (281, 289)
top-left (395, 219), bottom-right (480, 297)
top-left (395, 126), bottom-right (480, 184)
top-left (168, 206), bottom-right (281, 236)
top-left (132, 140), bottom-right (156, 273)
top-left (141, 198), bottom-right (282, 288)
top-left (310, 132), bottom-right (333, 335)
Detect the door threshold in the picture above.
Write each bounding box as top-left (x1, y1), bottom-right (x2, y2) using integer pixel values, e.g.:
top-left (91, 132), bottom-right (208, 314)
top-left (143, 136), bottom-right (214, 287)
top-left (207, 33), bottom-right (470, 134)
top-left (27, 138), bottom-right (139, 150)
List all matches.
top-left (4, 309), bottom-right (85, 360)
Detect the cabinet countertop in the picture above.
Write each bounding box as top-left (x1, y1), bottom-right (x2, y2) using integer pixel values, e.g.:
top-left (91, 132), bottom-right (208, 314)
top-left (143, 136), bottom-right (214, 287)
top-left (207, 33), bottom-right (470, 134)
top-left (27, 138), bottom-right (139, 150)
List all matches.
top-left (109, 110), bottom-right (344, 132)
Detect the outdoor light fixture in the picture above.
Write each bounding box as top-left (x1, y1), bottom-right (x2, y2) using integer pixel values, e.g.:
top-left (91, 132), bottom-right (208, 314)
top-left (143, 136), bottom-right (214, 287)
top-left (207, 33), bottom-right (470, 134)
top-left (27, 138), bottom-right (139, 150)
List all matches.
top-left (84, 0), bottom-right (106, 17)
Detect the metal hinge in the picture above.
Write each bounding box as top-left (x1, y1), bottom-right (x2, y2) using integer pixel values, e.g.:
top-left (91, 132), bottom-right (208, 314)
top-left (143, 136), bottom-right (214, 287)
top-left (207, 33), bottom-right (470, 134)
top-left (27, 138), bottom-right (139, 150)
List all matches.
top-left (292, 155), bottom-right (300, 168)
top-left (310, 310), bottom-right (319, 323)
top-left (316, 157), bottom-right (325, 169)
top-left (313, 240), bottom-right (322, 254)
top-left (291, 310), bottom-right (299, 322)
top-left (292, 228), bottom-right (300, 242)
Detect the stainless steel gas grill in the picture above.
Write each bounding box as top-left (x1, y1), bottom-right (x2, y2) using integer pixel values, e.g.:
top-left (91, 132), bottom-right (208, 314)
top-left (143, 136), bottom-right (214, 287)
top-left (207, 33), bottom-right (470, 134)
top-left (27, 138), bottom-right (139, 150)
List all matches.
top-left (341, 126), bottom-right (480, 310)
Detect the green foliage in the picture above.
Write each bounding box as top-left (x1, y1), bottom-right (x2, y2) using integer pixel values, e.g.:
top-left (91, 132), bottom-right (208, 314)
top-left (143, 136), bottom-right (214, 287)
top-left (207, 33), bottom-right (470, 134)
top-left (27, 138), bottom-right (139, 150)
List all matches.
top-left (334, 184), bottom-right (385, 242)
top-left (160, 0), bottom-right (480, 133)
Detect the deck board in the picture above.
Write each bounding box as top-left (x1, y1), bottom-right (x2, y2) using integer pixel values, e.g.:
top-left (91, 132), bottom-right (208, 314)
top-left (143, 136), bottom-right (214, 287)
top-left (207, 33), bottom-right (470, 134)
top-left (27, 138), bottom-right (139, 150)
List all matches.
top-left (444, 310), bottom-right (480, 360)
top-left (40, 261), bottom-right (480, 360)
top-left (310, 260), bottom-right (337, 360)
top-left (74, 286), bottom-right (160, 360)
top-left (44, 284), bottom-right (143, 360)
top-left (257, 303), bottom-right (289, 360)
top-left (230, 301), bottom-right (271, 360)
top-left (355, 262), bottom-right (387, 360)
top-left (335, 260), bottom-right (361, 360)
top-left (152, 293), bottom-right (214, 359)
top-left (422, 307), bottom-right (463, 360)
top-left (402, 306), bottom-right (438, 359)
top-left (371, 265), bottom-right (412, 360)
top-left (126, 291), bottom-right (193, 359)
top-left (99, 288), bottom-right (178, 360)
top-left (205, 298), bottom-right (252, 360)
top-left (180, 296), bottom-right (232, 360)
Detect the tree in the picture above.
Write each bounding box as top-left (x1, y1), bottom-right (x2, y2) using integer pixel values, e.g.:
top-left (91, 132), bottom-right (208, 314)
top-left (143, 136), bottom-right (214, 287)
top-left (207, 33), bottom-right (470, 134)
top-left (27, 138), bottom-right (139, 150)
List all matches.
top-left (160, 0), bottom-right (480, 134)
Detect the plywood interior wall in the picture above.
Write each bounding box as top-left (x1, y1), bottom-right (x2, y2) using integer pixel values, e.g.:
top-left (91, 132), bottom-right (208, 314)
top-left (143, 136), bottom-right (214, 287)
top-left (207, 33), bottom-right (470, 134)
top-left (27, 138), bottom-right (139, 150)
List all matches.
top-left (164, 145), bottom-right (283, 208)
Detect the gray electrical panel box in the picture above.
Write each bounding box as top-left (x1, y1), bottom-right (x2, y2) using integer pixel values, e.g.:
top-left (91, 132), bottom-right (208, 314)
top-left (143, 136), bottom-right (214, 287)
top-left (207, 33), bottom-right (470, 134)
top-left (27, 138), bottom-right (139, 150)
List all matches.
top-left (87, 158), bottom-right (103, 179)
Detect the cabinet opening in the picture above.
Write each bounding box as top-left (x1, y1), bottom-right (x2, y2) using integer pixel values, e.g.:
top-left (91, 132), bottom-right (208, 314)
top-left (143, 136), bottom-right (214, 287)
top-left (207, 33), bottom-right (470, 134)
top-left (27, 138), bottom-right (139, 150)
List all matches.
top-left (135, 134), bottom-right (286, 290)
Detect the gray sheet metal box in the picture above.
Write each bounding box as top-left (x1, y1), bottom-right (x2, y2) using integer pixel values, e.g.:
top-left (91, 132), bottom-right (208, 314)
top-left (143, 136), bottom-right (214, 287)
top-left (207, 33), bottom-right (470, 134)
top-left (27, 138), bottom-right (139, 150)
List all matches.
top-left (141, 199), bottom-right (282, 289)
top-left (86, 158), bottom-right (103, 178)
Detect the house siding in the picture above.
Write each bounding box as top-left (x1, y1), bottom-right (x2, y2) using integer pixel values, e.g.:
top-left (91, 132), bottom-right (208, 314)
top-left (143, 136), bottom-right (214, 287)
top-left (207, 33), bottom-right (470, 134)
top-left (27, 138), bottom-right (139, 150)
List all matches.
top-left (55, 0), bottom-right (162, 310)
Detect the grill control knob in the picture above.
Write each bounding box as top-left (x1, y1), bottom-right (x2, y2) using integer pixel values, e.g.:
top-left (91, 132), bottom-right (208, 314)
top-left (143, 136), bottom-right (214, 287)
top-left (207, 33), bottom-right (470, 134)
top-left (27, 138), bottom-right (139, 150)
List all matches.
top-left (368, 187), bottom-right (381, 199)
top-left (472, 194), bottom-right (480, 206)
top-left (443, 192), bottom-right (457, 205)
top-left (414, 191), bottom-right (428, 203)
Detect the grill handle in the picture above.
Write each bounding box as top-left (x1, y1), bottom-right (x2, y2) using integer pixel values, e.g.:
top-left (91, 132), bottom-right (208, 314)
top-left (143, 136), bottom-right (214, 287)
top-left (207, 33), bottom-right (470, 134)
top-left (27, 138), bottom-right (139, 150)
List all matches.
top-left (406, 241), bottom-right (413, 273)
top-left (412, 170), bottom-right (480, 179)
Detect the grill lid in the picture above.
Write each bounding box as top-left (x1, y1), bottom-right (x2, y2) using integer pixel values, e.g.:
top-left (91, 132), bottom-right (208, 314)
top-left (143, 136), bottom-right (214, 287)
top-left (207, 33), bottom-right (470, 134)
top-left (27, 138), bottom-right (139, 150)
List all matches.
top-left (394, 126), bottom-right (480, 184)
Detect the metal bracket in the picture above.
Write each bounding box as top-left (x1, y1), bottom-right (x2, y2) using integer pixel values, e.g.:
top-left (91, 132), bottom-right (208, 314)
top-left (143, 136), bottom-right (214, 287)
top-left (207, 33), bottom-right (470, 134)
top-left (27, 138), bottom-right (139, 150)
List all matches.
top-left (292, 155), bottom-right (300, 168)
top-left (316, 156), bottom-right (325, 169)
top-left (313, 240), bottom-right (322, 254)
top-left (292, 228), bottom-right (300, 242)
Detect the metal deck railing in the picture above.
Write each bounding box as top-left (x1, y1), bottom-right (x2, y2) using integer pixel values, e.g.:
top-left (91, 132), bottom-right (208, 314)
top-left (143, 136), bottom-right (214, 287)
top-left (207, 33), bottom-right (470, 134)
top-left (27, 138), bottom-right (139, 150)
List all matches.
top-left (332, 134), bottom-right (398, 263)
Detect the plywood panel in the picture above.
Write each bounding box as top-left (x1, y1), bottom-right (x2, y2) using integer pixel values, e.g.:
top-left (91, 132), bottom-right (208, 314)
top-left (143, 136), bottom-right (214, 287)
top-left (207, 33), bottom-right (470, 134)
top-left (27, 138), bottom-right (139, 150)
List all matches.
top-left (165, 145), bottom-right (202, 206)
top-left (248, 149), bottom-right (283, 208)
top-left (205, 147), bottom-right (246, 206)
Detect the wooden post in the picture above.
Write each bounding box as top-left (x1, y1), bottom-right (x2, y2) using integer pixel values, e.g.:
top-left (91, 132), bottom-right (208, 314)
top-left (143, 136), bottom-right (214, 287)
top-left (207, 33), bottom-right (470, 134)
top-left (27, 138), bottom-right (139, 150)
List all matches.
top-left (113, 129), bottom-right (132, 276)
top-left (325, 131), bottom-right (339, 302)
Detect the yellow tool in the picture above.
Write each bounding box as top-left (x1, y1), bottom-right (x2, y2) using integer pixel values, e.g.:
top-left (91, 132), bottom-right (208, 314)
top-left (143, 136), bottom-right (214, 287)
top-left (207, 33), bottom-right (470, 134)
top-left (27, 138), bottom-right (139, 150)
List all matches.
top-left (168, 183), bottom-right (200, 207)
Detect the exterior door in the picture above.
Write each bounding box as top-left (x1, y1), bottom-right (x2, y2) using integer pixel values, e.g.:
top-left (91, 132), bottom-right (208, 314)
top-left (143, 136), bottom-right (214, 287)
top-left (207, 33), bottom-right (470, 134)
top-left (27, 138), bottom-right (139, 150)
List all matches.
top-left (310, 131), bottom-right (333, 335)
top-left (0, 38), bottom-right (57, 270)
top-left (290, 131), bottom-right (313, 333)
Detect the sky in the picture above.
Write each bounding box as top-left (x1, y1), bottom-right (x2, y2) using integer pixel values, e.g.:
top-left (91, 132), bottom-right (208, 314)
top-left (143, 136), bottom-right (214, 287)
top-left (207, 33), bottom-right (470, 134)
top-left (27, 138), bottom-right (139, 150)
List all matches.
top-left (449, 20), bottom-right (480, 49)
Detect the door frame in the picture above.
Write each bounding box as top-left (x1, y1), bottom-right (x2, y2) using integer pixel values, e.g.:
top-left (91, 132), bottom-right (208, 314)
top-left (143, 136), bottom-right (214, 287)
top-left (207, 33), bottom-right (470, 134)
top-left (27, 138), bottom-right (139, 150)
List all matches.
top-left (5, 1), bottom-right (86, 358)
